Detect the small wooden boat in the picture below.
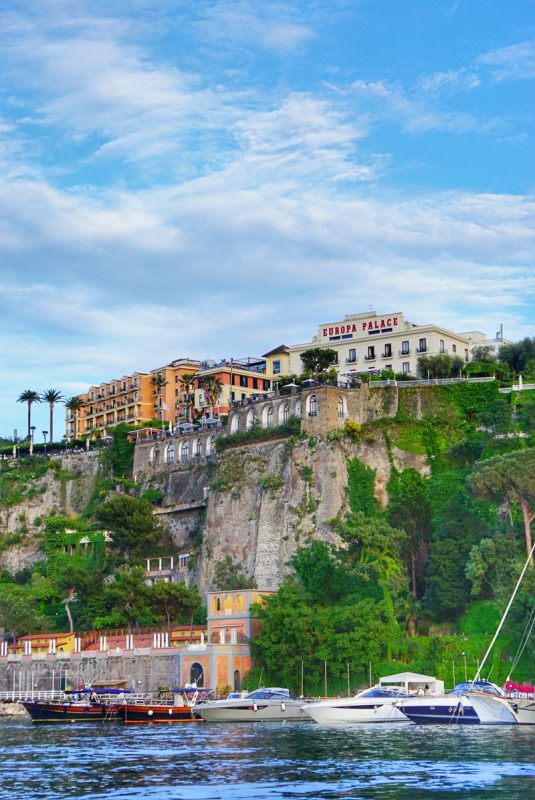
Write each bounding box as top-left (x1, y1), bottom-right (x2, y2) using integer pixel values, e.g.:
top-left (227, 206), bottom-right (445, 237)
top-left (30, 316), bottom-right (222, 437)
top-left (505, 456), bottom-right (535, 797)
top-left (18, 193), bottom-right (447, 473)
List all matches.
top-left (122, 703), bottom-right (200, 723)
top-left (22, 700), bottom-right (120, 723)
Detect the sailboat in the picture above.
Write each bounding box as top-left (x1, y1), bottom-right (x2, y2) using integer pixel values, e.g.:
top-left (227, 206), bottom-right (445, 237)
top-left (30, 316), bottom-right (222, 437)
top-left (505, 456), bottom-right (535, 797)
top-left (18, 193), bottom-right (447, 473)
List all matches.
top-left (400, 542), bottom-right (535, 725)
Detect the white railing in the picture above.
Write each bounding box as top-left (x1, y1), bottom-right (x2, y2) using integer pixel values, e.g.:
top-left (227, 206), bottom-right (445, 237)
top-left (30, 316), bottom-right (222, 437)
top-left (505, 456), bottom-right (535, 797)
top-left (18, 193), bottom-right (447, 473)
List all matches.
top-left (369, 376), bottom-right (496, 389)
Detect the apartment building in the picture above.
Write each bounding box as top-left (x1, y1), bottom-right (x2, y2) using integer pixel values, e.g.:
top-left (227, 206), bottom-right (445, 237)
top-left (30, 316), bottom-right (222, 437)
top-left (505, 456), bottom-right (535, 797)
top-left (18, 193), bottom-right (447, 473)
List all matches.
top-left (194, 358), bottom-right (272, 416)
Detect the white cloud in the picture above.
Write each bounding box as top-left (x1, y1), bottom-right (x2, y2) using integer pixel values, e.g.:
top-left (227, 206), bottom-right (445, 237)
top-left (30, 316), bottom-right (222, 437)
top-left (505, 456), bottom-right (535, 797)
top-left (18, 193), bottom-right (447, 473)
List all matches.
top-left (478, 40), bottom-right (535, 82)
top-left (195, 0), bottom-right (314, 54)
top-left (417, 68), bottom-right (481, 95)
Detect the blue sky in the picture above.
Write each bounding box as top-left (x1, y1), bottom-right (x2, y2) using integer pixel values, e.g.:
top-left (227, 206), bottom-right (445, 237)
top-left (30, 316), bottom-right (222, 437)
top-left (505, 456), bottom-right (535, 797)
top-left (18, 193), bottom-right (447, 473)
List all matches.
top-left (0, 0), bottom-right (534, 438)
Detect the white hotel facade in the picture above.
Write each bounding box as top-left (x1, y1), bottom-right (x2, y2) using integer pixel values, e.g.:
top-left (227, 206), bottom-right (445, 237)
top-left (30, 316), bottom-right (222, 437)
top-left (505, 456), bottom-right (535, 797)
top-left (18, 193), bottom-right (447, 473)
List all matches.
top-left (286, 311), bottom-right (500, 378)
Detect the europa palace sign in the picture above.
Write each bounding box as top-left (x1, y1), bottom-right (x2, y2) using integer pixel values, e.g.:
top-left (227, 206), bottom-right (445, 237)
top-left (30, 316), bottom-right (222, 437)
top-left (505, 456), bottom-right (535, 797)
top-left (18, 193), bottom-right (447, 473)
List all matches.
top-left (320, 314), bottom-right (402, 342)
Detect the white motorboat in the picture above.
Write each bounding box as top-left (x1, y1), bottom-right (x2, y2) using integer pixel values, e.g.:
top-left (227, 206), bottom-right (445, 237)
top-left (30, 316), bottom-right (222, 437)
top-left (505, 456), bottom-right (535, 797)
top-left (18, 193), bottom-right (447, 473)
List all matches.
top-left (194, 687), bottom-right (306, 722)
top-left (400, 680), bottom-right (518, 725)
top-left (303, 672), bottom-right (444, 725)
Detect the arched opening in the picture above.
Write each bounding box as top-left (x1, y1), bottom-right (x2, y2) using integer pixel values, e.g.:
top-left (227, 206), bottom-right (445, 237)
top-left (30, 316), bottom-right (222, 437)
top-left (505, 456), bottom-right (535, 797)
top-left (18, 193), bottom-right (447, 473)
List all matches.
top-left (295, 399), bottom-right (301, 417)
top-left (190, 662), bottom-right (204, 688)
top-left (234, 669), bottom-right (241, 691)
top-left (165, 443), bottom-right (175, 464)
top-left (307, 394), bottom-right (318, 417)
top-left (193, 438), bottom-right (202, 458)
top-left (246, 409), bottom-right (255, 431)
top-left (152, 447), bottom-right (160, 466)
top-left (180, 440), bottom-right (189, 462)
top-left (230, 415), bottom-right (240, 434)
top-left (213, 596), bottom-right (221, 612)
top-left (264, 406), bottom-right (274, 428)
top-left (338, 395), bottom-right (348, 420)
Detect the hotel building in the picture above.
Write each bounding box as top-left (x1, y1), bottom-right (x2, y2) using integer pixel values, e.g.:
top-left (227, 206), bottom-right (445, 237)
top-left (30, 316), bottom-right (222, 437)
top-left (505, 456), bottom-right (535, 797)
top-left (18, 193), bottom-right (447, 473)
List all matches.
top-left (285, 311), bottom-right (481, 379)
top-left (194, 358), bottom-right (272, 416)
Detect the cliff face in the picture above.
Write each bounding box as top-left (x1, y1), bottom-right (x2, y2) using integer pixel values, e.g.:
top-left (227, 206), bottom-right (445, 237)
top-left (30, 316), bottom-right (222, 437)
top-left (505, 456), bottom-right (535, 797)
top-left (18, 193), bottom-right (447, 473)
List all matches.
top-left (199, 434), bottom-right (428, 591)
top-left (0, 427), bottom-right (429, 590)
top-left (0, 451), bottom-right (101, 573)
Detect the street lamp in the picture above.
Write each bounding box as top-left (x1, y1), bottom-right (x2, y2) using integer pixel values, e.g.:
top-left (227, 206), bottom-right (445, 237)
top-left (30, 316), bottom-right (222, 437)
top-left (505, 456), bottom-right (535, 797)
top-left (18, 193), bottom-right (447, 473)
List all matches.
top-left (29, 426), bottom-right (35, 456)
top-left (42, 430), bottom-right (48, 457)
top-left (461, 651), bottom-right (467, 682)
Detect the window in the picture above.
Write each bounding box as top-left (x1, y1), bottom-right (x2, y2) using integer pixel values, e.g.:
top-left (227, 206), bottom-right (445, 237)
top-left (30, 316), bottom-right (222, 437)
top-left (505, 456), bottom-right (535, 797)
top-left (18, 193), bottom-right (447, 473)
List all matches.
top-left (403, 362), bottom-right (410, 374)
top-left (263, 380), bottom-right (270, 390)
top-left (266, 407), bottom-right (274, 428)
top-left (240, 375), bottom-right (248, 388)
top-left (465, 349), bottom-right (469, 361)
top-left (178, 553), bottom-right (190, 569)
top-left (190, 662), bottom-right (204, 688)
top-left (418, 338), bottom-right (427, 353)
top-left (338, 396), bottom-right (347, 419)
top-left (253, 377), bottom-right (258, 389)
top-left (166, 444), bottom-right (175, 464)
top-left (282, 402), bottom-right (290, 423)
top-left (180, 440), bottom-right (189, 462)
top-left (272, 360), bottom-right (281, 374)
top-left (384, 343), bottom-right (392, 358)
top-left (366, 346), bottom-right (375, 360)
top-left (439, 339), bottom-right (445, 354)
top-left (401, 340), bottom-right (410, 355)
top-left (308, 394), bottom-right (318, 416)
top-left (348, 348), bottom-right (356, 363)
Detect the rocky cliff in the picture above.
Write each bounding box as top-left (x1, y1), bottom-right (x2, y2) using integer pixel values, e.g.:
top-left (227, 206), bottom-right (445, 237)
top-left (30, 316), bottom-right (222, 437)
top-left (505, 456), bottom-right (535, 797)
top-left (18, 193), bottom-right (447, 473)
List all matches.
top-left (199, 433), bottom-right (428, 591)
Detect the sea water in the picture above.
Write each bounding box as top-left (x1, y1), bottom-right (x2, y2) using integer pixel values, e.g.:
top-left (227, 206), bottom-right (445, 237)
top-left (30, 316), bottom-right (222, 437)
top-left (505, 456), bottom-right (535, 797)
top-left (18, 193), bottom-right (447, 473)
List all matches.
top-left (1, 718), bottom-right (534, 799)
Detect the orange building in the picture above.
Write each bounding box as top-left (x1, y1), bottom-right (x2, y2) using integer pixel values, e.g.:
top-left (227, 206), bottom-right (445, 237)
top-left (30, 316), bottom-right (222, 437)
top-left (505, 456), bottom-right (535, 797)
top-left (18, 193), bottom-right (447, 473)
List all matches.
top-left (66, 359), bottom-right (201, 439)
top-left (194, 359), bottom-right (272, 417)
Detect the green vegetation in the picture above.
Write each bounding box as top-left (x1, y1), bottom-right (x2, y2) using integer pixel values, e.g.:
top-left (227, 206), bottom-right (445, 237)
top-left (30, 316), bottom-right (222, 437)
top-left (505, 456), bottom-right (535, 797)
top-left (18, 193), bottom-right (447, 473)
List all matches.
top-left (215, 417), bottom-right (301, 451)
top-left (212, 556), bottom-right (256, 590)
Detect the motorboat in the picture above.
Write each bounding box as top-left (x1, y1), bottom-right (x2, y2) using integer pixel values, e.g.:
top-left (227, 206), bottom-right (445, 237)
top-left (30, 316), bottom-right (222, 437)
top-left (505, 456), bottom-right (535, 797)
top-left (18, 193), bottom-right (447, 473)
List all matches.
top-left (399, 680), bottom-right (518, 725)
top-left (303, 672), bottom-right (444, 725)
top-left (194, 687), bottom-right (306, 722)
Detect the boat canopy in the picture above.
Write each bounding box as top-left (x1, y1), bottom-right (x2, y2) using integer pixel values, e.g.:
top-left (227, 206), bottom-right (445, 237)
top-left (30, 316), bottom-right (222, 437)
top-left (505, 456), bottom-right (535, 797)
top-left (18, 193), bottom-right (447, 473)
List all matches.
top-left (379, 672), bottom-right (445, 694)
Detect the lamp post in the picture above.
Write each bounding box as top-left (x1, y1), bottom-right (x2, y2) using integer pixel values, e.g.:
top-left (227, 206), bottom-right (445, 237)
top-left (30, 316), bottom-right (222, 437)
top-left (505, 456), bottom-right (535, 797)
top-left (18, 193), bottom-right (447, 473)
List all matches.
top-left (461, 651), bottom-right (467, 682)
top-left (29, 426), bottom-right (35, 456)
top-left (42, 430), bottom-right (48, 457)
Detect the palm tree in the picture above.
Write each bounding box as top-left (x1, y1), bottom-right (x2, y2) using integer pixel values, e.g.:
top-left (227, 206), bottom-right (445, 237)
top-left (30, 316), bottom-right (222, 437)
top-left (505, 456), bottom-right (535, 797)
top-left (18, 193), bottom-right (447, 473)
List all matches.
top-left (65, 396), bottom-right (83, 442)
top-left (180, 373), bottom-right (198, 423)
top-left (201, 375), bottom-right (223, 417)
top-left (150, 374), bottom-right (168, 430)
top-left (41, 389), bottom-right (63, 445)
top-left (17, 389), bottom-right (40, 440)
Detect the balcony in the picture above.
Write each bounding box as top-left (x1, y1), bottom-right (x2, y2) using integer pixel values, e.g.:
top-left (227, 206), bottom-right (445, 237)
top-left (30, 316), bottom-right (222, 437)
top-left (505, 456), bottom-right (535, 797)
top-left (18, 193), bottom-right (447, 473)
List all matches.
top-left (398, 349), bottom-right (411, 357)
top-left (346, 358), bottom-right (357, 364)
top-left (416, 347), bottom-right (427, 354)
top-left (381, 352), bottom-right (393, 359)
top-left (364, 354), bottom-right (376, 361)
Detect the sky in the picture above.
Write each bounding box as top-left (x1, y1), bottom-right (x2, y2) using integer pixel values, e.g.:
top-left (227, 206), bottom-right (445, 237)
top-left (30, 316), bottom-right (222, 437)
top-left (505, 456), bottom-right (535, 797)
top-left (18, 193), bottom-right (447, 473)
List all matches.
top-left (0, 0), bottom-right (534, 439)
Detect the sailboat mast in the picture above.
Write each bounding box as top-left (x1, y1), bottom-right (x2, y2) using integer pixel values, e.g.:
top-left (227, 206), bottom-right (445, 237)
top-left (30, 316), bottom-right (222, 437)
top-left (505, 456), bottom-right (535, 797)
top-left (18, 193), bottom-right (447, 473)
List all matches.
top-left (474, 542), bottom-right (535, 682)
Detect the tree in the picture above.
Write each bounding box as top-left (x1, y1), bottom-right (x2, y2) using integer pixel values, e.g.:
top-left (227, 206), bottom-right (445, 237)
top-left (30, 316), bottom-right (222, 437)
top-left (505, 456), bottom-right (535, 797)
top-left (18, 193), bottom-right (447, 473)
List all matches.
top-left (102, 567), bottom-right (155, 631)
top-left (469, 448), bottom-right (535, 563)
top-left (499, 338), bottom-right (535, 375)
top-left (200, 375), bottom-right (223, 417)
top-left (17, 389), bottom-right (40, 440)
top-left (416, 354), bottom-right (465, 379)
top-left (300, 348), bottom-right (338, 375)
top-left (388, 469), bottom-right (431, 599)
top-left (151, 374), bottom-right (168, 427)
top-left (65, 396), bottom-right (84, 441)
top-left (41, 389), bottom-right (63, 445)
top-left (95, 494), bottom-right (163, 562)
top-left (212, 556), bottom-right (255, 590)
top-left (181, 373), bottom-right (198, 423)
top-left (471, 346), bottom-right (497, 363)
top-left (151, 581), bottom-right (201, 628)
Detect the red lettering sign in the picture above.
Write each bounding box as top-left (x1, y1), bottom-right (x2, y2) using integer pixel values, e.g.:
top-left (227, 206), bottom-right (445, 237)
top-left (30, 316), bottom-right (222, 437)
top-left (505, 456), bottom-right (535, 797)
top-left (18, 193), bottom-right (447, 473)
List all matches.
top-left (322, 328), bottom-right (327, 336)
top-left (393, 317), bottom-right (398, 326)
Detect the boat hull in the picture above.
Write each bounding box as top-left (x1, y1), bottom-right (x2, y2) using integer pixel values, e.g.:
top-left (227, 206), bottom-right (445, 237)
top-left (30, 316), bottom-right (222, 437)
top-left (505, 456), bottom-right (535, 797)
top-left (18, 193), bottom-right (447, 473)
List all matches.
top-left (304, 699), bottom-right (407, 724)
top-left (401, 699), bottom-right (481, 725)
top-left (22, 701), bottom-right (120, 723)
top-left (123, 704), bottom-right (198, 724)
top-left (196, 701), bottom-right (306, 722)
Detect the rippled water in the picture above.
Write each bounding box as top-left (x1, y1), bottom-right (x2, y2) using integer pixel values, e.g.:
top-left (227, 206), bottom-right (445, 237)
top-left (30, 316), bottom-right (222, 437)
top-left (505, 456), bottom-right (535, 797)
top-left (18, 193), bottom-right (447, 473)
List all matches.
top-left (1, 718), bottom-right (534, 799)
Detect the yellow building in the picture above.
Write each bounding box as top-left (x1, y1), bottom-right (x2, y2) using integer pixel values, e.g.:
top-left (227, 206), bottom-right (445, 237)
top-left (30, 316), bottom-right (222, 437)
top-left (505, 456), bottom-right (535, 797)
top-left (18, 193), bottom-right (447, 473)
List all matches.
top-left (194, 359), bottom-right (272, 416)
top-left (262, 346), bottom-right (291, 380)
